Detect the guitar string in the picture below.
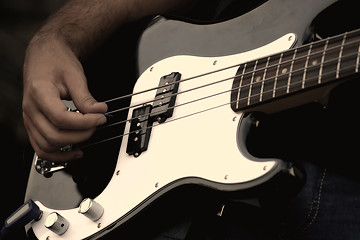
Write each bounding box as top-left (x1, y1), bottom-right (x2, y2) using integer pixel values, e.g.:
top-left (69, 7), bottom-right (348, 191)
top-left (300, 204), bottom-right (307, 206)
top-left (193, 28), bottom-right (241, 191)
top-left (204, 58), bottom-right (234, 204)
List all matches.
top-left (99, 50), bottom-right (359, 131)
top-left (80, 30), bottom-right (360, 148)
top-left (81, 62), bottom-right (358, 149)
top-left (104, 63), bottom-right (240, 104)
top-left (104, 35), bottom-right (360, 117)
top-left (101, 29), bottom-right (359, 106)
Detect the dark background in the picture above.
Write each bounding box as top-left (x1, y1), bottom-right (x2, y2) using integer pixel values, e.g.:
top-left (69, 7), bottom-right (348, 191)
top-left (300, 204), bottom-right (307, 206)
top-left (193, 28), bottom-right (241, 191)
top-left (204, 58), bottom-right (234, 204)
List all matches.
top-left (1, 0), bottom-right (360, 239)
top-left (0, 0), bottom-right (64, 238)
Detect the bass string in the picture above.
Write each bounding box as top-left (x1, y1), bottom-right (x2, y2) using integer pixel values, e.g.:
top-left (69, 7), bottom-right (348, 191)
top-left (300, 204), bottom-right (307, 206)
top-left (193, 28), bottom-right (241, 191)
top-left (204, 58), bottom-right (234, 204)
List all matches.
top-left (103, 36), bottom-right (360, 117)
top-left (103, 61), bottom-right (241, 104)
top-left (101, 31), bottom-right (360, 106)
top-left (99, 50), bottom-right (359, 130)
top-left (82, 63), bottom-right (357, 149)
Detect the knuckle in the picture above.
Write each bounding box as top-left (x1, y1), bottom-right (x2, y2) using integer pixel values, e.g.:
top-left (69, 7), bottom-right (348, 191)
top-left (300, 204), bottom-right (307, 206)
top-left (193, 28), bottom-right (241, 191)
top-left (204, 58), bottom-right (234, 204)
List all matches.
top-left (27, 78), bottom-right (42, 98)
top-left (36, 148), bottom-right (52, 160)
top-left (36, 151), bottom-right (47, 160)
top-left (41, 141), bottom-right (57, 153)
top-left (22, 94), bottom-right (35, 115)
top-left (22, 111), bottom-right (28, 123)
top-left (78, 96), bottom-right (96, 112)
top-left (50, 112), bottom-right (68, 129)
top-left (36, 151), bottom-right (59, 162)
top-left (44, 135), bottom-right (59, 149)
top-left (22, 99), bottom-right (29, 112)
top-left (81, 95), bottom-right (96, 105)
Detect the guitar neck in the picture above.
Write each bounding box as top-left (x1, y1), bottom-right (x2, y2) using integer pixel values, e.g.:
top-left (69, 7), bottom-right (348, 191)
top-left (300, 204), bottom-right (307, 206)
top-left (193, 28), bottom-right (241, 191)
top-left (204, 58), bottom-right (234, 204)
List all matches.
top-left (231, 28), bottom-right (360, 112)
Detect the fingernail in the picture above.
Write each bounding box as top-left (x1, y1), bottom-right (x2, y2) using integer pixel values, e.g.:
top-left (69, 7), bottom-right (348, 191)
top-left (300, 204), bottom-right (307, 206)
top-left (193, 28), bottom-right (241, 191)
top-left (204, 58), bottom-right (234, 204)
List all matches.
top-left (97, 115), bottom-right (107, 126)
top-left (96, 102), bottom-right (108, 111)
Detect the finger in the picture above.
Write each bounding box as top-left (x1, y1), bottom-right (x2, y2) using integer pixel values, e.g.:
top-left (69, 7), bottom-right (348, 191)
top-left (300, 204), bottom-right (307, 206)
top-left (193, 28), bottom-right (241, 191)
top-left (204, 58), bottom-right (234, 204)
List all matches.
top-left (64, 68), bottom-right (108, 114)
top-left (31, 84), bottom-right (107, 130)
top-left (23, 110), bottom-right (95, 151)
top-left (24, 115), bottom-right (83, 162)
top-left (24, 112), bottom-right (58, 153)
top-left (32, 136), bottom-right (84, 163)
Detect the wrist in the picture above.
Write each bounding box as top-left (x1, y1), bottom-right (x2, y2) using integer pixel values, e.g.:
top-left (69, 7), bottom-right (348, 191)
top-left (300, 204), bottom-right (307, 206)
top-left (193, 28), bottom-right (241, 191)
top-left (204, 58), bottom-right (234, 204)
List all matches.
top-left (28, 28), bottom-right (81, 58)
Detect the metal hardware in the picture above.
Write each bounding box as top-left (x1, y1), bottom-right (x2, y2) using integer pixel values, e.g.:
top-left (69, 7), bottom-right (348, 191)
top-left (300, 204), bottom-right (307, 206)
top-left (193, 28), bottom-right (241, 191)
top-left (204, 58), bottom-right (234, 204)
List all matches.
top-left (45, 212), bottom-right (69, 235)
top-left (217, 204), bottom-right (226, 217)
top-left (78, 198), bottom-right (104, 221)
top-left (35, 154), bottom-right (67, 176)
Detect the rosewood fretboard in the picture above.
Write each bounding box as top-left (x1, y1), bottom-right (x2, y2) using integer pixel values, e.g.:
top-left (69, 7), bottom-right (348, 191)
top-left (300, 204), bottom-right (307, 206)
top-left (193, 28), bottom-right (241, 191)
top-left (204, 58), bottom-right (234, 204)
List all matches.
top-left (230, 28), bottom-right (360, 112)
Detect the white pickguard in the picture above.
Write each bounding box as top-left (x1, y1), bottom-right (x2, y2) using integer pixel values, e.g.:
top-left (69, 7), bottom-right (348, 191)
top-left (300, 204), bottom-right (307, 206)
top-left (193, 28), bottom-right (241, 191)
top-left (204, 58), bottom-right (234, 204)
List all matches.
top-left (30, 33), bottom-right (296, 240)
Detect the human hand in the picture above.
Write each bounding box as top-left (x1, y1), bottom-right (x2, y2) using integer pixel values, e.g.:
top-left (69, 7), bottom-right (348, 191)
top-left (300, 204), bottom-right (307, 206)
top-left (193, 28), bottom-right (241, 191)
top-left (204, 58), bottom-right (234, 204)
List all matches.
top-left (22, 37), bottom-right (107, 162)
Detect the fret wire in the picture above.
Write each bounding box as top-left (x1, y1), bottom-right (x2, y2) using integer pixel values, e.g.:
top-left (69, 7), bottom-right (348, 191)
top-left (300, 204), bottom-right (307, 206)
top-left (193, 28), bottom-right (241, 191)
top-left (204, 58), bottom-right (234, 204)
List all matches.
top-left (248, 60), bottom-right (258, 105)
top-left (241, 50), bottom-right (359, 109)
top-left (270, 37), bottom-right (360, 79)
top-left (243, 37), bottom-right (360, 93)
top-left (273, 53), bottom-right (283, 98)
top-left (102, 52), bottom-right (360, 134)
top-left (103, 29), bottom-right (360, 110)
top-left (233, 36), bottom-right (360, 100)
top-left (286, 49), bottom-right (298, 93)
top-left (268, 37), bottom-right (360, 81)
top-left (158, 48), bottom-right (360, 115)
top-left (356, 43), bottom-right (360, 72)
top-left (229, 34), bottom-right (360, 111)
top-left (302, 45), bottom-right (313, 89)
top-left (336, 34), bottom-right (347, 78)
top-left (94, 30), bottom-right (360, 140)
top-left (235, 63), bottom-right (247, 109)
top-left (236, 37), bottom-right (360, 101)
top-left (318, 39), bottom-right (329, 84)
top-left (260, 57), bottom-right (270, 102)
top-left (91, 61), bottom-right (360, 149)
top-left (136, 35), bottom-right (360, 113)
top-left (247, 63), bottom-right (358, 105)
top-left (108, 31), bottom-right (360, 114)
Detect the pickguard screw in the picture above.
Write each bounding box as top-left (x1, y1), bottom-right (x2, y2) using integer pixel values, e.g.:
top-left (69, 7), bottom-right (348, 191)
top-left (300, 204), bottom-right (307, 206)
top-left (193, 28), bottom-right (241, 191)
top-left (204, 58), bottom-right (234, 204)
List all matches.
top-left (232, 117), bottom-right (237, 122)
top-left (288, 35), bottom-right (293, 41)
top-left (155, 182), bottom-right (159, 188)
top-left (213, 60), bottom-right (218, 65)
top-left (224, 175), bottom-right (228, 180)
top-left (150, 67), bottom-right (154, 72)
top-left (116, 170), bottom-right (120, 175)
top-left (97, 223), bottom-right (102, 228)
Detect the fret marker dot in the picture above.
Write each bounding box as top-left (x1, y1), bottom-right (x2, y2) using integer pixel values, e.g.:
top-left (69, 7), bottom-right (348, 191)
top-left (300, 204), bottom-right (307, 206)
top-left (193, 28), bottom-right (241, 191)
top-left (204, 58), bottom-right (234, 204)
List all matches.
top-left (255, 76), bottom-right (261, 82)
top-left (281, 68), bottom-right (288, 74)
top-left (312, 60), bottom-right (318, 66)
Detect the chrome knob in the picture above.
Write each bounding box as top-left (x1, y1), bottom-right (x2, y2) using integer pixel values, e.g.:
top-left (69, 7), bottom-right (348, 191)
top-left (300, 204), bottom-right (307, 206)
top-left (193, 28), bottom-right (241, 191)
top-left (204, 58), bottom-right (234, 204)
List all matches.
top-left (45, 212), bottom-right (69, 235)
top-left (78, 198), bottom-right (104, 221)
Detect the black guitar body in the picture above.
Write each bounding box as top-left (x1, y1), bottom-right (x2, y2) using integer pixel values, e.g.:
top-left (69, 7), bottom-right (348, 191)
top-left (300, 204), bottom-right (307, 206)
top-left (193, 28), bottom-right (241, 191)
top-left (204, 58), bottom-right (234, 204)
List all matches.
top-left (25, 0), bottom-right (360, 239)
top-left (138, 0), bottom-right (332, 72)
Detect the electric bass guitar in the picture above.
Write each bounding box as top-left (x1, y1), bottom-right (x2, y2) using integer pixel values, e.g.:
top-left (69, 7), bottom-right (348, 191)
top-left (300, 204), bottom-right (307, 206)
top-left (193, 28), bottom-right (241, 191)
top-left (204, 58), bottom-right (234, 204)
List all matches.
top-left (25, 0), bottom-right (360, 239)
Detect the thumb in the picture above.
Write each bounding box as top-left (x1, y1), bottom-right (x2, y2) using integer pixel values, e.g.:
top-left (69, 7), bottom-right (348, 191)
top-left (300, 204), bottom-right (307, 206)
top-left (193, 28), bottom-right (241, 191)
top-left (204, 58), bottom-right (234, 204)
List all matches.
top-left (70, 83), bottom-right (107, 114)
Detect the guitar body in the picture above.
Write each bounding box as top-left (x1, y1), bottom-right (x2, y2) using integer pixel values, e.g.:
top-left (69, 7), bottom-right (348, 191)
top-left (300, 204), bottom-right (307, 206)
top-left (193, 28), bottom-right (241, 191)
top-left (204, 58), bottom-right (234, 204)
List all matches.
top-left (137, 0), bottom-right (335, 73)
top-left (26, 0), bottom-right (360, 239)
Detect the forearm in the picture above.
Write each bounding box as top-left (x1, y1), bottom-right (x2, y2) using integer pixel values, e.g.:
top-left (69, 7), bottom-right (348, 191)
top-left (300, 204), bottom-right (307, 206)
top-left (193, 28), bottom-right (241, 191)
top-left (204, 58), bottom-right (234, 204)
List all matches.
top-left (28, 0), bottom-right (194, 58)
top-left (22, 0), bottom-right (196, 162)
top-left (29, 0), bottom-right (133, 58)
